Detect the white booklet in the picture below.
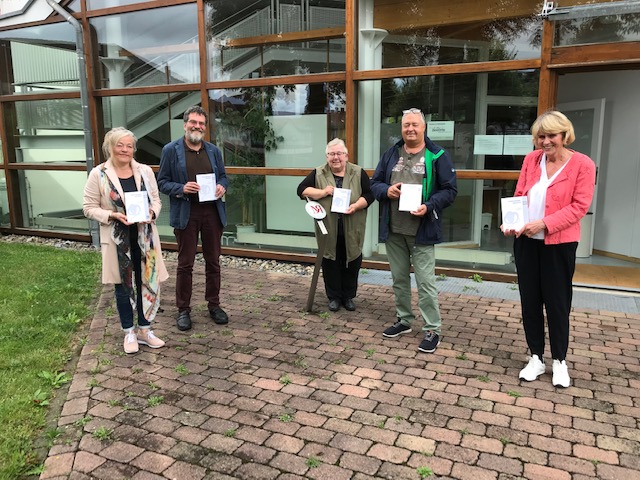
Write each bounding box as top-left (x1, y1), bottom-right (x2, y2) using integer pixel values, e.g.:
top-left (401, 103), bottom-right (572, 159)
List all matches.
top-left (196, 173), bottom-right (217, 202)
top-left (398, 183), bottom-right (423, 212)
top-left (501, 196), bottom-right (529, 231)
top-left (331, 188), bottom-right (351, 213)
top-left (124, 191), bottom-right (150, 223)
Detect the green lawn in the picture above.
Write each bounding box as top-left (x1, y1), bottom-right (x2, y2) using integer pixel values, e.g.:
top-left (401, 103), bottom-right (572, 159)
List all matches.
top-left (0, 242), bottom-right (101, 479)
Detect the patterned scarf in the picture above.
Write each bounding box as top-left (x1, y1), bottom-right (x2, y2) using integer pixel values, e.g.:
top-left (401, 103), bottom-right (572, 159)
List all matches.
top-left (100, 166), bottom-right (161, 321)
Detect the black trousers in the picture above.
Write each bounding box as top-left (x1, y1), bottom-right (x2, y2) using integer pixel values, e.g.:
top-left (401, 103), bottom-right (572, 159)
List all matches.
top-left (514, 236), bottom-right (577, 361)
top-left (322, 234), bottom-right (362, 302)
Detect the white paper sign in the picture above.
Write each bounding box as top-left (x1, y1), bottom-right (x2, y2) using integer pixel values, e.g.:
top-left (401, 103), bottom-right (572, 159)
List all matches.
top-left (474, 135), bottom-right (504, 155)
top-left (124, 191), bottom-right (150, 223)
top-left (331, 188), bottom-right (351, 213)
top-left (427, 121), bottom-right (455, 141)
top-left (398, 183), bottom-right (423, 212)
top-left (501, 196), bottom-right (529, 231)
top-left (504, 135), bottom-right (533, 155)
top-left (196, 173), bottom-right (217, 202)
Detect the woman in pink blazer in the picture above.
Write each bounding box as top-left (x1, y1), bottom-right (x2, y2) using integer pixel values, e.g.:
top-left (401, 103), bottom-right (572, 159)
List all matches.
top-left (83, 128), bottom-right (169, 354)
top-left (502, 111), bottom-right (595, 388)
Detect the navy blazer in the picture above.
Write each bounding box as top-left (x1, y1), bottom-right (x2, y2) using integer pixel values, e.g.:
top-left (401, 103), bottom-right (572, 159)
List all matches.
top-left (157, 138), bottom-right (229, 230)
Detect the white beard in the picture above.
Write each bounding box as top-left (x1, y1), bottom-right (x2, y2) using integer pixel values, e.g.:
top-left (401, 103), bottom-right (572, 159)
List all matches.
top-left (186, 130), bottom-right (204, 145)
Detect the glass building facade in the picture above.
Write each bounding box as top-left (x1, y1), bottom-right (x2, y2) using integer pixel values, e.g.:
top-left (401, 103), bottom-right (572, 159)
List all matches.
top-left (1, 0), bottom-right (639, 278)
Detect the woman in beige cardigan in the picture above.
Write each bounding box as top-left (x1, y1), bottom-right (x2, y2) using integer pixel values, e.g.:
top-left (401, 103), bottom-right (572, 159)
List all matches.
top-left (83, 127), bottom-right (169, 353)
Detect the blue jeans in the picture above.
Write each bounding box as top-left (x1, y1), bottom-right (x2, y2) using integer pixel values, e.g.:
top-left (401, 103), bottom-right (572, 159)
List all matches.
top-left (114, 237), bottom-right (149, 331)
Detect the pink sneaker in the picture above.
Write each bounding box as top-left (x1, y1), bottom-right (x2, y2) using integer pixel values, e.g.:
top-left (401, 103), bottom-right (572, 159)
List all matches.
top-left (123, 331), bottom-right (139, 354)
top-left (137, 329), bottom-right (165, 349)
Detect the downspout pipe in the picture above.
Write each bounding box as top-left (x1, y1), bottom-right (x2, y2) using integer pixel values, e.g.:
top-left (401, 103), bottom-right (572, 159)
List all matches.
top-left (46, 0), bottom-right (99, 247)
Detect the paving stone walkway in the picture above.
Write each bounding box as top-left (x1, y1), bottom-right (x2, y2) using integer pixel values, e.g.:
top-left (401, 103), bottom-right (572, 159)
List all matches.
top-left (41, 261), bottom-right (640, 480)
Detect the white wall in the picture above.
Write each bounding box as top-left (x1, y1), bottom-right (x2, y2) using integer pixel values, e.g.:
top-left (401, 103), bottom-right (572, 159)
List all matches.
top-left (558, 71), bottom-right (640, 259)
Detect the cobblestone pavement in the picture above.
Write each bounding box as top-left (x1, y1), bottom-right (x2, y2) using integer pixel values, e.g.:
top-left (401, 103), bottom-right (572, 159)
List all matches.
top-left (41, 260), bottom-right (640, 480)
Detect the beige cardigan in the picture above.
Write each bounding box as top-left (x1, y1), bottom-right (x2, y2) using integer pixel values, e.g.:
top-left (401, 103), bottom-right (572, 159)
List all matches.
top-left (83, 159), bottom-right (169, 285)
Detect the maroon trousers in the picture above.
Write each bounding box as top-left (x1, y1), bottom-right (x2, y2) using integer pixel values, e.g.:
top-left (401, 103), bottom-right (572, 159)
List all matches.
top-left (174, 202), bottom-right (223, 312)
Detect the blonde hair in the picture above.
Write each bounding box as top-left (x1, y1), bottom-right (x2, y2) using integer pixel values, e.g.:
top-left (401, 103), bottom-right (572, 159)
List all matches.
top-left (102, 127), bottom-right (137, 160)
top-left (531, 110), bottom-right (575, 145)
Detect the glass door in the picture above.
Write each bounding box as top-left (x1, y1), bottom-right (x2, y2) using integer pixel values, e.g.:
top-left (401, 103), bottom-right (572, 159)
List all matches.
top-left (557, 99), bottom-right (605, 257)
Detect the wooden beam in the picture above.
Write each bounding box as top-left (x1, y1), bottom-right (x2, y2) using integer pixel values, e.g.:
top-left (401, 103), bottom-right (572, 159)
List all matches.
top-left (224, 27), bottom-right (345, 49)
top-left (549, 41), bottom-right (640, 68)
top-left (345, 0), bottom-right (355, 163)
top-left (374, 0), bottom-right (540, 31)
top-left (353, 58), bottom-right (540, 80)
top-left (537, 19), bottom-right (557, 114)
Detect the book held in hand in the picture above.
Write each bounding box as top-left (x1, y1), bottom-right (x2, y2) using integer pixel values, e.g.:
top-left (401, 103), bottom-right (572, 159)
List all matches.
top-left (124, 191), bottom-right (150, 223)
top-left (196, 173), bottom-right (217, 202)
top-left (331, 188), bottom-right (351, 213)
top-left (398, 184), bottom-right (423, 212)
top-left (501, 196), bottom-right (529, 231)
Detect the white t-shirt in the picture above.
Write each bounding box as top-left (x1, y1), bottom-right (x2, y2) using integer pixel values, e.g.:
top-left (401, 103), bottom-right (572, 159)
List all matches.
top-left (527, 154), bottom-right (570, 240)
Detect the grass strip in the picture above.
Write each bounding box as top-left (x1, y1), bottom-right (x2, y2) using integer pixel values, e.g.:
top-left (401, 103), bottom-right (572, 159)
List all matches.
top-left (0, 242), bottom-right (100, 479)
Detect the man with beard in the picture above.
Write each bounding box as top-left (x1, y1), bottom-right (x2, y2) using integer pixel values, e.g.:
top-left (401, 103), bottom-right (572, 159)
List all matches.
top-left (158, 106), bottom-right (230, 331)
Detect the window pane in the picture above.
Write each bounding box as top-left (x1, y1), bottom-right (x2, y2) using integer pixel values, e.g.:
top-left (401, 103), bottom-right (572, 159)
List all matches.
top-left (206, 0), bottom-right (345, 80)
top-left (0, 171), bottom-right (8, 227)
top-left (357, 72), bottom-right (538, 271)
top-left (360, 1), bottom-right (541, 69)
top-left (0, 23), bottom-right (79, 95)
top-left (15, 170), bottom-right (89, 233)
top-left (205, 83), bottom-right (345, 251)
top-left (6, 99), bottom-right (85, 164)
top-left (91, 4), bottom-right (199, 89)
top-left (555, 13), bottom-right (640, 46)
top-left (100, 93), bottom-right (202, 165)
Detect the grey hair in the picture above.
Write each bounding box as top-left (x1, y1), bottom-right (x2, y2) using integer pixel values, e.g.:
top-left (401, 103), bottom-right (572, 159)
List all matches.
top-left (325, 138), bottom-right (348, 155)
top-left (183, 105), bottom-right (208, 124)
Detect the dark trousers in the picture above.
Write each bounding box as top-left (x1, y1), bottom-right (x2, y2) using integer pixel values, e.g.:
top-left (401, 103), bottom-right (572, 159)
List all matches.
top-left (514, 236), bottom-right (577, 361)
top-left (114, 237), bottom-right (149, 330)
top-left (322, 234), bottom-right (362, 301)
top-left (175, 203), bottom-right (223, 312)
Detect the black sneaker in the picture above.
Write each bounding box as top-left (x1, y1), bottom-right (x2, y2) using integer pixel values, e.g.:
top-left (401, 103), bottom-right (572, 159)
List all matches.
top-left (382, 321), bottom-right (412, 338)
top-left (418, 331), bottom-right (441, 353)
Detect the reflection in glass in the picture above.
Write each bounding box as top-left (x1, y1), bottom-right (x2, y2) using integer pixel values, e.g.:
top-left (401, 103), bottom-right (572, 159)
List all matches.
top-left (91, 4), bottom-right (199, 89)
top-left (0, 171), bottom-right (8, 226)
top-left (0, 23), bottom-right (78, 95)
top-left (15, 170), bottom-right (89, 233)
top-left (555, 13), bottom-right (640, 46)
top-left (208, 83), bottom-right (345, 246)
top-left (361, 2), bottom-right (540, 69)
top-left (205, 0), bottom-right (345, 80)
top-left (88, 0), bottom-right (153, 9)
top-left (8, 99), bottom-right (84, 164)
top-left (100, 93), bottom-right (202, 165)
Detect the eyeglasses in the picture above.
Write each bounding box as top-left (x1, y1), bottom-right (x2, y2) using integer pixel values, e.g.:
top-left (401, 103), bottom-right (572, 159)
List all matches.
top-left (187, 119), bottom-right (207, 127)
top-left (402, 108), bottom-right (422, 115)
top-left (327, 152), bottom-right (347, 157)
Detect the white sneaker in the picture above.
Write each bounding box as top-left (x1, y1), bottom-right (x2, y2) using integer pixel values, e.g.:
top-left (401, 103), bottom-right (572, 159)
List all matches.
top-left (519, 354), bottom-right (545, 381)
top-left (552, 359), bottom-right (570, 388)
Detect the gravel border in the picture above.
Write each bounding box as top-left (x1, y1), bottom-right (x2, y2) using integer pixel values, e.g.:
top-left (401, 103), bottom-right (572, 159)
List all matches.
top-left (0, 234), bottom-right (315, 276)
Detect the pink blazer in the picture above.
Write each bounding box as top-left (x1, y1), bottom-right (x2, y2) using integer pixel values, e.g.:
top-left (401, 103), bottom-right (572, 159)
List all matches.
top-left (514, 149), bottom-right (596, 245)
